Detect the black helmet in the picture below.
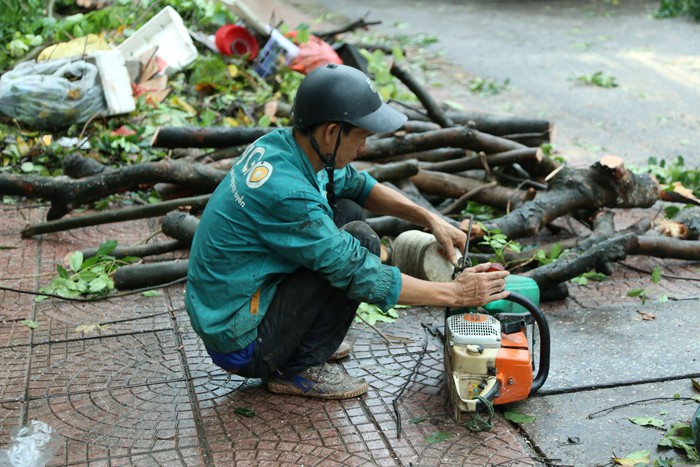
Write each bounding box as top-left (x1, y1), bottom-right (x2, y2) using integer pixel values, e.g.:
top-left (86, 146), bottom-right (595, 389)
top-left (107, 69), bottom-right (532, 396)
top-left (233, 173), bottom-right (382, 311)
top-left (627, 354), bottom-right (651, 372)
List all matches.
top-left (292, 63), bottom-right (407, 134)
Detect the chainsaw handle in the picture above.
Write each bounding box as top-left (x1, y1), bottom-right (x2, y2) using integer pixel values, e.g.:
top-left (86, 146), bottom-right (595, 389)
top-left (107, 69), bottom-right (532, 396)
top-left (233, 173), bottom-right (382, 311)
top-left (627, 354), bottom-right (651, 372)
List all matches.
top-left (502, 291), bottom-right (550, 394)
top-left (475, 378), bottom-right (501, 411)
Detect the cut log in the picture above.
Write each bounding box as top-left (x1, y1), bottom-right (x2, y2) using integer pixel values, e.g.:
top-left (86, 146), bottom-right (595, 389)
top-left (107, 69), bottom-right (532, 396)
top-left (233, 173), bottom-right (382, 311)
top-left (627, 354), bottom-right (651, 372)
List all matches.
top-left (483, 158), bottom-right (659, 240)
top-left (21, 194), bottom-right (211, 237)
top-left (361, 126), bottom-right (527, 161)
top-left (524, 233), bottom-right (637, 290)
top-left (161, 210), bottom-right (199, 245)
top-left (81, 239), bottom-right (187, 259)
top-left (151, 126), bottom-right (274, 149)
top-left (113, 259), bottom-right (189, 290)
top-left (420, 147), bottom-right (540, 174)
top-left (396, 107), bottom-right (551, 138)
top-left (654, 206), bottom-right (700, 240)
top-left (368, 147), bottom-right (468, 164)
top-left (1, 154), bottom-right (224, 220)
top-left (410, 170), bottom-right (534, 211)
top-left (390, 62), bottom-right (454, 128)
top-left (361, 159), bottom-right (420, 182)
top-left (62, 152), bottom-right (114, 178)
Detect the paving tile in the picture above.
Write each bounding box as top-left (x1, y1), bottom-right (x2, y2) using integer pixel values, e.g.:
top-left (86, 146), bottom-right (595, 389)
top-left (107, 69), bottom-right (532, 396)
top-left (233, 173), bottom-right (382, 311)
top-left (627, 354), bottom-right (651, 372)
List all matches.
top-left (26, 382), bottom-right (201, 465)
top-left (26, 330), bottom-right (188, 399)
top-left (0, 402), bottom-right (22, 446)
top-left (29, 292), bottom-right (174, 345)
top-left (0, 346), bottom-right (28, 402)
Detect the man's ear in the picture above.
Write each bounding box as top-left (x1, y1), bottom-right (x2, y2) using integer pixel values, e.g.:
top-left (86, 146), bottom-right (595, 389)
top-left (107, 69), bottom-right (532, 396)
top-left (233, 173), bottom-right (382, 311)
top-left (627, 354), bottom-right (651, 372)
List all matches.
top-left (321, 122), bottom-right (340, 145)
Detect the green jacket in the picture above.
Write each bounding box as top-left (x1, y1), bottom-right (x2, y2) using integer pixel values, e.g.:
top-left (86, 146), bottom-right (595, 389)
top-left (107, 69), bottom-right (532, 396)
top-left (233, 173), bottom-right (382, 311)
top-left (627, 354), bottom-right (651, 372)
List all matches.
top-left (185, 128), bottom-right (402, 353)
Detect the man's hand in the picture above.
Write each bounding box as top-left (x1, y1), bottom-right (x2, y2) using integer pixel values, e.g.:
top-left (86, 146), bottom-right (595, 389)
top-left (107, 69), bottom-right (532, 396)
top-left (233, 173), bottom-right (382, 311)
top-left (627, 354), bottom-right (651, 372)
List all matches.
top-left (429, 216), bottom-right (467, 266)
top-left (452, 262), bottom-right (510, 308)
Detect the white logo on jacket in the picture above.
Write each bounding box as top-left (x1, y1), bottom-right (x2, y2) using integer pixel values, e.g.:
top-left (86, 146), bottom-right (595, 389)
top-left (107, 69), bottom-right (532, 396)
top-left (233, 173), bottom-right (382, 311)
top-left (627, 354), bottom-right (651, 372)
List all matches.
top-left (246, 162), bottom-right (273, 188)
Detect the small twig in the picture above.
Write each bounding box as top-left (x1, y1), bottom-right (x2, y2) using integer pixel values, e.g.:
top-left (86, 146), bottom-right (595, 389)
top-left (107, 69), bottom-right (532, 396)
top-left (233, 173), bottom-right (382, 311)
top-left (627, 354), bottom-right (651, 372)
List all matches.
top-left (587, 396), bottom-right (697, 419)
top-left (618, 261), bottom-right (700, 282)
top-left (393, 324), bottom-right (432, 439)
top-left (440, 181), bottom-right (498, 216)
top-left (355, 313), bottom-right (395, 345)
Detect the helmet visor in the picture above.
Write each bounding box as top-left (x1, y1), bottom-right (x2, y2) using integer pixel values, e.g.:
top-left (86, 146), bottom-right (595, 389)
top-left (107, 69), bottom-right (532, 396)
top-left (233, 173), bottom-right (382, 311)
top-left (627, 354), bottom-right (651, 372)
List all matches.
top-left (353, 101), bottom-right (407, 134)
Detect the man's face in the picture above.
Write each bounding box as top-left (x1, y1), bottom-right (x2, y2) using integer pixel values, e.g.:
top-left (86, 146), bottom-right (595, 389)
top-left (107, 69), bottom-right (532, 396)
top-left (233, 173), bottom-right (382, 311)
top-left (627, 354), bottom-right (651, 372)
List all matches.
top-left (334, 127), bottom-right (372, 169)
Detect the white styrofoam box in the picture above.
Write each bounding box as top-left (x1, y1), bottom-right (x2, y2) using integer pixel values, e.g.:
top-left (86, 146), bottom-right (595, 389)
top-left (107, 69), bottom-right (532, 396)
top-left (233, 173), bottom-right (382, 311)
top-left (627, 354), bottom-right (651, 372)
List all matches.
top-left (90, 50), bottom-right (135, 116)
top-left (117, 6), bottom-right (199, 75)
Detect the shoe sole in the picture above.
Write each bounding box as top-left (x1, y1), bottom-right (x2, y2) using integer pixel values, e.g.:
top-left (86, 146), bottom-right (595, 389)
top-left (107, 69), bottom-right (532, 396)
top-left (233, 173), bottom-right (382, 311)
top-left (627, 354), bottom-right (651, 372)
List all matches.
top-left (266, 380), bottom-right (368, 400)
top-left (327, 345), bottom-right (351, 362)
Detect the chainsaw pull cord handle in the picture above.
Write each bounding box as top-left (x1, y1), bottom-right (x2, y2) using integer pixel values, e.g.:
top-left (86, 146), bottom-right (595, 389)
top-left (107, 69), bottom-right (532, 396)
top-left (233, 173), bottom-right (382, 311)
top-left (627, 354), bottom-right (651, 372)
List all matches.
top-left (502, 291), bottom-right (551, 394)
top-left (446, 215), bottom-right (474, 319)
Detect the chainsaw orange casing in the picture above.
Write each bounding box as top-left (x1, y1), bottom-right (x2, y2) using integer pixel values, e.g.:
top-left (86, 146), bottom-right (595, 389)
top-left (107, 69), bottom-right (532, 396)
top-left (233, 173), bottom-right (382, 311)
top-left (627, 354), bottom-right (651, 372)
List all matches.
top-left (493, 330), bottom-right (533, 405)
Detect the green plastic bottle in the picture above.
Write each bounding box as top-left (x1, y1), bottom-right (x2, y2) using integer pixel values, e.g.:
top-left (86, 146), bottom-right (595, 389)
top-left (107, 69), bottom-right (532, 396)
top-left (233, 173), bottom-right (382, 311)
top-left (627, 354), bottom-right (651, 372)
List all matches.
top-left (483, 275), bottom-right (540, 315)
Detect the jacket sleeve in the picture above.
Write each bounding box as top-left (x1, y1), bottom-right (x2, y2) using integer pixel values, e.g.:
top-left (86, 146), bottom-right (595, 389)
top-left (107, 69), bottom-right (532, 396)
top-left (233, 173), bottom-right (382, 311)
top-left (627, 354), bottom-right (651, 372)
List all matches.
top-left (327, 165), bottom-right (378, 205)
top-left (256, 188), bottom-right (401, 311)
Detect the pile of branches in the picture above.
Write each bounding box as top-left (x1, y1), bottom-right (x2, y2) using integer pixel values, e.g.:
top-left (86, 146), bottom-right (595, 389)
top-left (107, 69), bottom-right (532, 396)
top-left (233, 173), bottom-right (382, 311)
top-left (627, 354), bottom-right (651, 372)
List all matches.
top-left (2, 62), bottom-right (699, 300)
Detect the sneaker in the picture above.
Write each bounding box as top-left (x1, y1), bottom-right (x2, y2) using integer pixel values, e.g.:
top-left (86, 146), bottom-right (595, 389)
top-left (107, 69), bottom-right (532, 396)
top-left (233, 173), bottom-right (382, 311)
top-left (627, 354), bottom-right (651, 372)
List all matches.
top-left (328, 341), bottom-right (351, 362)
top-left (266, 363), bottom-right (368, 399)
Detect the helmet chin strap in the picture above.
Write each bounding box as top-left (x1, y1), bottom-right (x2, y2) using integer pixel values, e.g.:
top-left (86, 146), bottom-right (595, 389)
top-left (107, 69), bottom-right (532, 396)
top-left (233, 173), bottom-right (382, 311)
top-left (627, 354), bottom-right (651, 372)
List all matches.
top-left (307, 122), bottom-right (344, 208)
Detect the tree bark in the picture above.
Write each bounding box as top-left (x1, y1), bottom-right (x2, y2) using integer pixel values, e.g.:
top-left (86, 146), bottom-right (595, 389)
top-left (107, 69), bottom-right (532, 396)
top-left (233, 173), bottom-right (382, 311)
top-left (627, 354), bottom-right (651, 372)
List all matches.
top-left (410, 170), bottom-right (534, 211)
top-left (81, 239), bottom-right (187, 259)
top-left (396, 108), bottom-right (551, 138)
top-left (1, 155), bottom-right (224, 220)
top-left (113, 259), bottom-right (189, 290)
top-left (483, 158), bottom-right (659, 240)
top-left (21, 194), bottom-right (211, 237)
top-left (420, 147), bottom-right (540, 174)
top-left (161, 210), bottom-right (200, 245)
top-left (360, 126), bottom-right (527, 161)
top-left (151, 126), bottom-right (274, 149)
top-left (390, 62), bottom-right (454, 128)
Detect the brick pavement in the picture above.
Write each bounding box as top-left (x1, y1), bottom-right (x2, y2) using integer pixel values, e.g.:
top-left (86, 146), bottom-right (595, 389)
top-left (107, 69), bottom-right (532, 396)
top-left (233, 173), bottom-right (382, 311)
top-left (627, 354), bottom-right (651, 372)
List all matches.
top-left (1, 202), bottom-right (537, 466)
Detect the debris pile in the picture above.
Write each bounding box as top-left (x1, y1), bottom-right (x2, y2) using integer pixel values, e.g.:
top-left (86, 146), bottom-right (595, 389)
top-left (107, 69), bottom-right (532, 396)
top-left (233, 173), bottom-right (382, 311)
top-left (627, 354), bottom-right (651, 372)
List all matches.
top-left (1, 0), bottom-right (699, 301)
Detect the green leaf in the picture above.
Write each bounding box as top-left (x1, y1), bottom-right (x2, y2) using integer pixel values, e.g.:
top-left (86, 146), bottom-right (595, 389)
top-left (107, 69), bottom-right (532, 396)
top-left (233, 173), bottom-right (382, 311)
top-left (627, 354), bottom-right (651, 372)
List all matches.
top-left (234, 407), bottom-right (256, 418)
top-left (613, 450), bottom-right (650, 465)
top-left (627, 288), bottom-right (645, 297)
top-left (69, 251), bottom-right (84, 272)
top-left (409, 417), bottom-right (428, 424)
top-left (56, 264), bottom-right (70, 279)
top-left (571, 275), bottom-right (588, 286)
top-left (651, 266), bottom-right (662, 284)
top-left (425, 431), bottom-right (453, 444)
top-left (81, 256), bottom-right (99, 270)
top-left (21, 319), bottom-right (39, 329)
top-left (550, 243), bottom-right (563, 259)
top-left (75, 323), bottom-right (107, 334)
top-left (355, 302), bottom-right (399, 326)
top-left (96, 239), bottom-right (118, 256)
top-left (88, 277), bottom-right (108, 293)
top-left (504, 410), bottom-right (535, 424)
top-left (629, 417), bottom-right (665, 428)
top-left (79, 270), bottom-right (97, 282)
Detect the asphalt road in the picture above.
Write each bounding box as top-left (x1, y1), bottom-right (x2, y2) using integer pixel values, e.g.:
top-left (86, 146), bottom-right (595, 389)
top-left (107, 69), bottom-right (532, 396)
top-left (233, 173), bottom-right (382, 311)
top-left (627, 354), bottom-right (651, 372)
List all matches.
top-left (275, 0), bottom-right (700, 168)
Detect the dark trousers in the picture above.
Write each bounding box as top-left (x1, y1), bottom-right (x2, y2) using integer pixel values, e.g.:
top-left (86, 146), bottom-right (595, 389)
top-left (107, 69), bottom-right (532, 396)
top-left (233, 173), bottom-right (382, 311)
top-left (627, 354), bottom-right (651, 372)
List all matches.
top-left (237, 200), bottom-right (380, 378)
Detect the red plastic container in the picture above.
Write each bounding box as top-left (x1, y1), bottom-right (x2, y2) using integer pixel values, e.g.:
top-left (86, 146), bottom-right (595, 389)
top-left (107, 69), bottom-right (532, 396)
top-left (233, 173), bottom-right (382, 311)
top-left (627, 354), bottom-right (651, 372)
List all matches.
top-left (214, 25), bottom-right (259, 60)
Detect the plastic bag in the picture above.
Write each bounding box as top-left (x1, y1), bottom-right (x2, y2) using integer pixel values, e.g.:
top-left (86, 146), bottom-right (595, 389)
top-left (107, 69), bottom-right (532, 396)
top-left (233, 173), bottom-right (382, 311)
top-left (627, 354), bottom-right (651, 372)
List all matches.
top-left (0, 58), bottom-right (107, 130)
top-left (287, 35), bottom-right (342, 75)
top-left (0, 420), bottom-right (64, 467)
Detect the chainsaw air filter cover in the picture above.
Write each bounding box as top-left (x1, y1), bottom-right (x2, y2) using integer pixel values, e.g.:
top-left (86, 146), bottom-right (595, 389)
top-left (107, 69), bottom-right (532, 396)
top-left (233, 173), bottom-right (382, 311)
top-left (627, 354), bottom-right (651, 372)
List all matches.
top-left (447, 313), bottom-right (501, 348)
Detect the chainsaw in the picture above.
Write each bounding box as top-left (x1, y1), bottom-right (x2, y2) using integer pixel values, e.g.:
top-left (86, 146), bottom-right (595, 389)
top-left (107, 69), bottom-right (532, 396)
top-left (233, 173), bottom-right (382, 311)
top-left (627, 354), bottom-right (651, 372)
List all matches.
top-left (444, 218), bottom-right (551, 422)
top-left (444, 292), bottom-right (551, 421)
